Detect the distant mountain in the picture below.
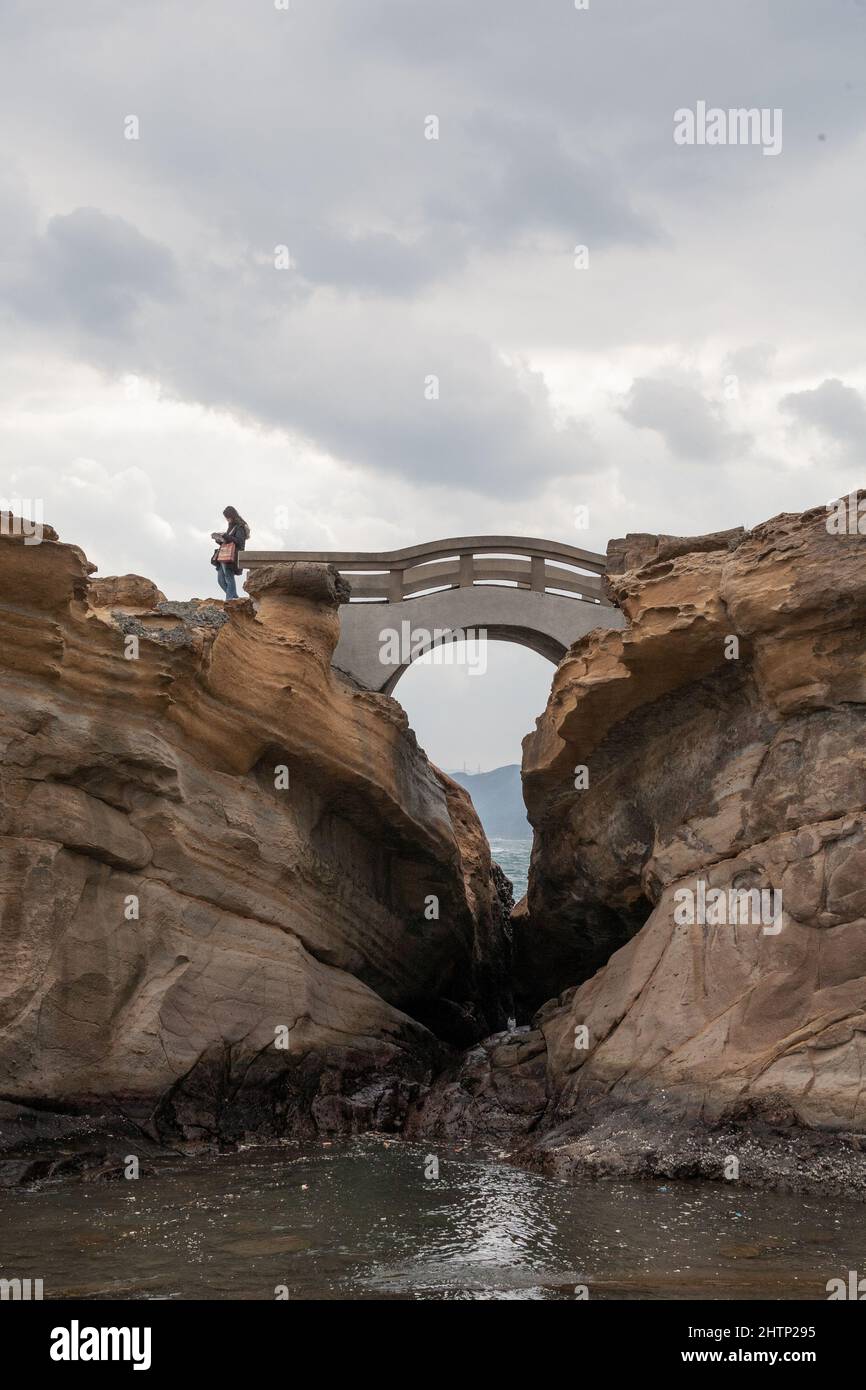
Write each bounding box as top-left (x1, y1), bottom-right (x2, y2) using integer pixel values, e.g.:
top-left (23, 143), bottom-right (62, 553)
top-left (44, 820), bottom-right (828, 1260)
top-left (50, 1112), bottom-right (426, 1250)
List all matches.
top-left (450, 764), bottom-right (531, 840)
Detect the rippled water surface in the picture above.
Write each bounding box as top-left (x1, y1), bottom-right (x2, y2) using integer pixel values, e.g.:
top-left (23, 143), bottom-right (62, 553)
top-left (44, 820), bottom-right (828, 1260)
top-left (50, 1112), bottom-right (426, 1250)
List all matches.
top-left (0, 1140), bottom-right (863, 1300)
top-left (489, 837), bottom-right (531, 901)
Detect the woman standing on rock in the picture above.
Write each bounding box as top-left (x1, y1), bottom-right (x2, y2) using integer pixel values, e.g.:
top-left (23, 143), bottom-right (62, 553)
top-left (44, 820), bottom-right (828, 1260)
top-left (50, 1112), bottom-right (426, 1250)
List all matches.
top-left (211, 505), bottom-right (250, 601)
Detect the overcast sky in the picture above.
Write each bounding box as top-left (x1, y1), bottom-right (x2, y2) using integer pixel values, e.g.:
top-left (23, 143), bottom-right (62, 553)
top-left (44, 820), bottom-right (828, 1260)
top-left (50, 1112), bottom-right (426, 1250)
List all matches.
top-left (2, 0), bottom-right (865, 772)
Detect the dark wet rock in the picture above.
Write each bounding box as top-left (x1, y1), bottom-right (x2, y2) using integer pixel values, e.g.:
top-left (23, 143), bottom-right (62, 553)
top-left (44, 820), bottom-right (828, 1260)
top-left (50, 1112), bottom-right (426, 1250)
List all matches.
top-left (0, 1100), bottom-right (168, 1187)
top-left (406, 1028), bottom-right (548, 1144)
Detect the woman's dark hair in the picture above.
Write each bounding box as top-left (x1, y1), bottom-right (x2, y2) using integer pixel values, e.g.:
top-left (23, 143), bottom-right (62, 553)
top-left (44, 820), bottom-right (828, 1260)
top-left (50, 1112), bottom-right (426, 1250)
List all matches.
top-left (223, 505), bottom-right (243, 523)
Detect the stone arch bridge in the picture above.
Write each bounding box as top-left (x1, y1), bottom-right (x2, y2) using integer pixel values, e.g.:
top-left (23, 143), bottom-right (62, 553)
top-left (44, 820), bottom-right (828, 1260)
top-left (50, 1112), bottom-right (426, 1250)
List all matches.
top-left (243, 536), bottom-right (625, 693)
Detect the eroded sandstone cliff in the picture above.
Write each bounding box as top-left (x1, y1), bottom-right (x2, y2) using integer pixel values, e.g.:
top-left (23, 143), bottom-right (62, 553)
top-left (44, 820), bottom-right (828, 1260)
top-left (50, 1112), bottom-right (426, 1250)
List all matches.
top-left (410, 498), bottom-right (866, 1194)
top-left (0, 525), bottom-right (510, 1179)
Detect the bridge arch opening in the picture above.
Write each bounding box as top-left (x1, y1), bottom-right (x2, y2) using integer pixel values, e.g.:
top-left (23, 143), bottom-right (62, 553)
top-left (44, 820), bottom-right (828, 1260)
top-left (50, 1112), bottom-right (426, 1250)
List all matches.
top-left (394, 638), bottom-right (555, 854)
top-left (380, 623), bottom-right (566, 696)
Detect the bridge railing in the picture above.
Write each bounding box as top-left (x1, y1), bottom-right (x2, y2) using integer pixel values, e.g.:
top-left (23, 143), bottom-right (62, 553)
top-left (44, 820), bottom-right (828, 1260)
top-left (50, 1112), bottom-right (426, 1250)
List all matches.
top-left (242, 535), bottom-right (613, 607)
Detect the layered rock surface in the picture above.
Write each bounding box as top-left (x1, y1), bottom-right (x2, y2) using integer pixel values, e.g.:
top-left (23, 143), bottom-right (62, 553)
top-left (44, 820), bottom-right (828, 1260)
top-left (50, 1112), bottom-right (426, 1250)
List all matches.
top-left (412, 499), bottom-right (866, 1191)
top-left (0, 526), bottom-right (510, 1175)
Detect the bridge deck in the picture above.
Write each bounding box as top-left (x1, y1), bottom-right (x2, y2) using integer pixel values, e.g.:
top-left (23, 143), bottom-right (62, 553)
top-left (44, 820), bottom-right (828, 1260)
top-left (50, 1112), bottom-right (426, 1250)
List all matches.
top-left (242, 535), bottom-right (612, 607)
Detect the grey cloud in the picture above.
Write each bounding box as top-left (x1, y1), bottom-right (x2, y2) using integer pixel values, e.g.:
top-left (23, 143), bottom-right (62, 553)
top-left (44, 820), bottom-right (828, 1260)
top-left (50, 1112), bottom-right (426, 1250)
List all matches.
top-left (4, 208), bottom-right (177, 337)
top-left (231, 101), bottom-right (653, 298)
top-left (780, 378), bottom-right (866, 444)
top-left (620, 377), bottom-right (750, 463)
top-left (724, 344), bottom-right (777, 384)
top-left (281, 106), bottom-right (654, 296)
top-left (460, 110), bottom-right (655, 249)
top-left (0, 2), bottom-right (657, 299)
top-left (289, 226), bottom-right (470, 296)
top-left (0, 191), bottom-right (597, 497)
top-left (158, 303), bottom-right (601, 498)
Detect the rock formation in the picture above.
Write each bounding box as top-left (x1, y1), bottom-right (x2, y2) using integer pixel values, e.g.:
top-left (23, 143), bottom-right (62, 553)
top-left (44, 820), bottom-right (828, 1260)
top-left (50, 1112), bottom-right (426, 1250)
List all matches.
top-left (412, 498), bottom-right (866, 1193)
top-left (0, 524), bottom-right (510, 1179)
top-left (7, 496), bottom-right (866, 1197)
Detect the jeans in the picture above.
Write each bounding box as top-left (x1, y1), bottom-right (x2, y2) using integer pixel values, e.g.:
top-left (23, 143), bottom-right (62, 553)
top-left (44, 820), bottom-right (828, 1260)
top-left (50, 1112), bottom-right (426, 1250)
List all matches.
top-left (217, 563), bottom-right (239, 600)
